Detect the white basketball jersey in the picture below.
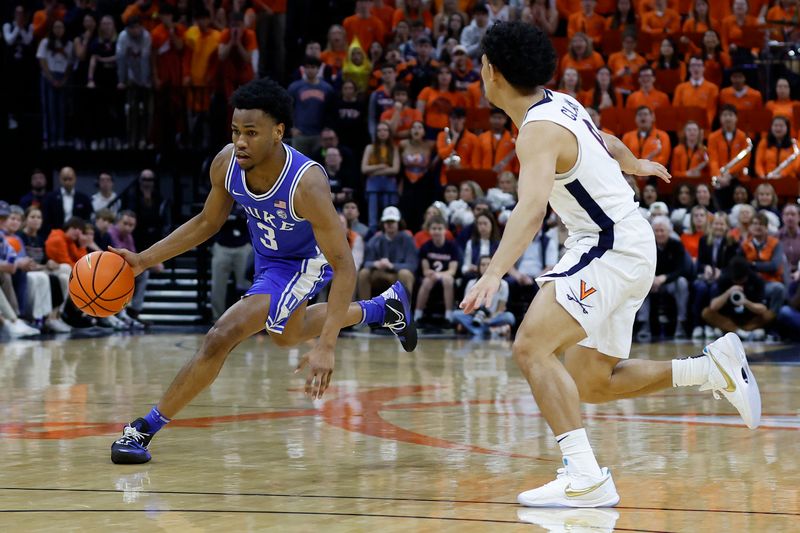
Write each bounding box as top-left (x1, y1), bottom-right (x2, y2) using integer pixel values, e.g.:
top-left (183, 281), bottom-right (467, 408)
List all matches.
top-left (521, 89), bottom-right (641, 242)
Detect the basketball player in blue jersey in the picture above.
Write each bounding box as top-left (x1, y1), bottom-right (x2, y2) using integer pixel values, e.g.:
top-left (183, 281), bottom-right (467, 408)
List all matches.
top-left (109, 78), bottom-right (416, 464)
top-left (462, 22), bottom-right (761, 508)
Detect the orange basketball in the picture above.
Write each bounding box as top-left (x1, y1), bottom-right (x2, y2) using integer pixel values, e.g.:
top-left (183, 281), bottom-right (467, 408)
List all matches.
top-left (69, 251), bottom-right (135, 317)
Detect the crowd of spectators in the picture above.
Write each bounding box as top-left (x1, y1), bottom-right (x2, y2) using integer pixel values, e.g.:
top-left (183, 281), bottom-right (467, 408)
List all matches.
top-left (3, 0), bottom-right (800, 341)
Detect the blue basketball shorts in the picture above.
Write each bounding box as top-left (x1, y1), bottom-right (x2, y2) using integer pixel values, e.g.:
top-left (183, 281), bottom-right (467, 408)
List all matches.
top-left (245, 252), bottom-right (332, 334)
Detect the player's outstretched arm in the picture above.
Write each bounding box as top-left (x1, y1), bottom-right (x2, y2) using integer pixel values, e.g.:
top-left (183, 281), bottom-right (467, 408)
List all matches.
top-left (111, 145), bottom-right (235, 276)
top-left (600, 131), bottom-right (671, 183)
top-left (293, 166), bottom-right (357, 398)
top-left (461, 123), bottom-right (557, 313)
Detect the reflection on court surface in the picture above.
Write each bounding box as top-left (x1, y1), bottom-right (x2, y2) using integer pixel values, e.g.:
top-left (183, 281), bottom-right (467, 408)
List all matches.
top-left (0, 333), bottom-right (797, 531)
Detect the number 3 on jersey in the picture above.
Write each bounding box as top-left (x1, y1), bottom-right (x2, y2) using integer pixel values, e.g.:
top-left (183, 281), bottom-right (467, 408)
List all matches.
top-left (257, 221), bottom-right (278, 250)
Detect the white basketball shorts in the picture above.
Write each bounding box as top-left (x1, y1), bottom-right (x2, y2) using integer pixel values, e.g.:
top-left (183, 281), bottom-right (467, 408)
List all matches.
top-left (536, 214), bottom-right (656, 358)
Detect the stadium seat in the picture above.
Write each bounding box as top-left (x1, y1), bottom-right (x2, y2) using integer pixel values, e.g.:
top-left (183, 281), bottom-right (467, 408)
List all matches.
top-left (749, 177), bottom-right (799, 204)
top-left (655, 69), bottom-right (683, 97)
top-left (601, 107), bottom-right (637, 136)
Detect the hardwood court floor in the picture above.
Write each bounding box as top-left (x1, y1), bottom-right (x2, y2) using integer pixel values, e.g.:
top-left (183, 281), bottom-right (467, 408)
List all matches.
top-left (0, 332), bottom-right (797, 532)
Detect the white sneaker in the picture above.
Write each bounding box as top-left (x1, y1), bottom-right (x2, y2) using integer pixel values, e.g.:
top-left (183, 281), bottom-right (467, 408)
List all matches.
top-left (517, 508), bottom-right (620, 532)
top-left (45, 318), bottom-right (72, 333)
top-left (692, 326), bottom-right (704, 340)
top-left (735, 328), bottom-right (749, 340)
top-left (704, 325), bottom-right (715, 339)
top-left (700, 333), bottom-right (761, 429)
top-left (748, 328), bottom-right (765, 342)
top-left (5, 320), bottom-right (40, 338)
top-left (517, 467), bottom-right (619, 508)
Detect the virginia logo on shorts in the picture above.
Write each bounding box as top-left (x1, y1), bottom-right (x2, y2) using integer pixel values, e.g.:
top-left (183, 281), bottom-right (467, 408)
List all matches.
top-left (567, 286), bottom-right (593, 315)
top-left (579, 280), bottom-right (596, 300)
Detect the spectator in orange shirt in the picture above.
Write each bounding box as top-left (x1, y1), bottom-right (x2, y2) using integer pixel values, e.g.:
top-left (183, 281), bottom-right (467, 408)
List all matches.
top-left (581, 66), bottom-right (624, 110)
top-left (605, 0), bottom-right (638, 33)
top-left (392, 0), bottom-right (433, 30)
top-left (218, 12), bottom-right (258, 99)
top-left (381, 84), bottom-right (423, 142)
top-left (681, 0), bottom-right (719, 34)
top-left (671, 120), bottom-right (709, 178)
top-left (477, 108), bottom-right (517, 173)
top-left (719, 67), bottom-right (763, 115)
top-left (33, 0), bottom-right (66, 41)
top-left (765, 78), bottom-right (800, 137)
top-left (755, 116), bottom-right (799, 179)
top-left (464, 78), bottom-right (488, 111)
top-left (44, 217), bottom-right (87, 268)
top-left (150, 6), bottom-right (186, 149)
top-left (673, 56), bottom-right (719, 127)
top-left (556, 0), bottom-right (582, 21)
top-left (652, 37), bottom-right (686, 82)
top-left (122, 0), bottom-right (161, 32)
top-left (436, 107), bottom-right (480, 185)
top-left (183, 8), bottom-right (221, 148)
top-left (622, 105), bottom-right (672, 167)
top-left (607, 30), bottom-right (648, 94)
top-left (558, 32), bottom-right (605, 80)
top-left (637, 0), bottom-right (680, 16)
top-left (585, 105), bottom-right (614, 134)
top-left (417, 65), bottom-right (466, 138)
top-left (568, 0), bottom-right (606, 48)
top-left (766, 0), bottom-right (800, 41)
top-left (372, 0), bottom-right (395, 32)
top-left (557, 67), bottom-right (583, 100)
top-left (321, 24), bottom-right (348, 77)
top-left (686, 29), bottom-right (731, 87)
top-left (720, 0), bottom-right (759, 58)
top-left (626, 66), bottom-right (671, 111)
top-left (707, 105), bottom-right (752, 209)
top-left (344, 0), bottom-right (386, 52)
top-left (641, 0), bottom-right (681, 38)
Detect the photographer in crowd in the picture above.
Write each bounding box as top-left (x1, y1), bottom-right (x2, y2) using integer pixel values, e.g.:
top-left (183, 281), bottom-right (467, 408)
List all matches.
top-left (701, 256), bottom-right (775, 341)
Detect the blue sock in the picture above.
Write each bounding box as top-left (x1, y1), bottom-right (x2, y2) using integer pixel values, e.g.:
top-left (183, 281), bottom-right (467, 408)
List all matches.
top-left (141, 406), bottom-right (171, 434)
top-left (358, 295), bottom-right (385, 325)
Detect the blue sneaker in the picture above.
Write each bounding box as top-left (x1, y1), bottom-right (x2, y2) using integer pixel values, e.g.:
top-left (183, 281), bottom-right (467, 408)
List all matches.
top-left (380, 281), bottom-right (417, 352)
top-left (111, 418), bottom-right (153, 464)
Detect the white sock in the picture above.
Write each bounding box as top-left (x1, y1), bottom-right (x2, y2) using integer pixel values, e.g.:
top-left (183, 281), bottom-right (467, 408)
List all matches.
top-left (672, 355), bottom-right (711, 387)
top-left (445, 310), bottom-right (453, 321)
top-left (414, 309), bottom-right (423, 321)
top-left (556, 428), bottom-right (602, 478)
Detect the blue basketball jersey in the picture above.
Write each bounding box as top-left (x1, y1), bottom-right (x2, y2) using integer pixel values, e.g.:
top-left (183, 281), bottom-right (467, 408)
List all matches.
top-left (224, 143), bottom-right (323, 261)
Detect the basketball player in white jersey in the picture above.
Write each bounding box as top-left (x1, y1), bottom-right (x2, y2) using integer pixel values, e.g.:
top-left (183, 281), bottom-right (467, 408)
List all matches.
top-left (462, 22), bottom-right (761, 507)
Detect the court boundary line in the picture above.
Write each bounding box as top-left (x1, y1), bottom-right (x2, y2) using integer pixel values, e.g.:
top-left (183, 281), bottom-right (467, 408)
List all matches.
top-left (0, 487), bottom-right (796, 517)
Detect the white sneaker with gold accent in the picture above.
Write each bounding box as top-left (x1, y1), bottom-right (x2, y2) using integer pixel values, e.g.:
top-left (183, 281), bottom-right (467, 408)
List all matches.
top-left (700, 332), bottom-right (761, 429)
top-left (517, 466), bottom-right (619, 508)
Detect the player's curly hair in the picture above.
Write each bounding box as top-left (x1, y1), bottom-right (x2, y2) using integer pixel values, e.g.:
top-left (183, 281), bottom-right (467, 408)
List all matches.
top-left (481, 21), bottom-right (556, 92)
top-left (230, 77), bottom-right (293, 130)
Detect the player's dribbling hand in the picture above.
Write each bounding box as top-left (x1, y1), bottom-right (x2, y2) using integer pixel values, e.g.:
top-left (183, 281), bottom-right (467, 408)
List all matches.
top-left (295, 346), bottom-right (334, 400)
top-left (633, 159), bottom-right (671, 183)
top-left (460, 274), bottom-right (501, 314)
top-left (107, 246), bottom-right (146, 277)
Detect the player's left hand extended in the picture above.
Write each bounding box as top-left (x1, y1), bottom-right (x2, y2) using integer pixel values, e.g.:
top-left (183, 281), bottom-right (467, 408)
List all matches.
top-left (633, 159), bottom-right (671, 183)
top-left (295, 345), bottom-right (335, 400)
top-left (460, 274), bottom-right (501, 314)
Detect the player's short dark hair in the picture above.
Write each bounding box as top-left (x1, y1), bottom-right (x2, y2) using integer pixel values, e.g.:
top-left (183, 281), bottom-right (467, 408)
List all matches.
top-left (64, 217), bottom-right (85, 230)
top-left (95, 208), bottom-right (115, 223)
top-left (481, 22), bottom-right (556, 92)
top-left (230, 77), bottom-right (293, 130)
top-left (720, 104), bottom-right (737, 115)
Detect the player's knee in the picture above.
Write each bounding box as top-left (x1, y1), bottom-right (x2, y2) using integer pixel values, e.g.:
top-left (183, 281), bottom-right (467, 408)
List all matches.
top-left (270, 331), bottom-right (298, 348)
top-left (204, 324), bottom-right (242, 354)
top-left (511, 334), bottom-right (542, 368)
top-left (441, 275), bottom-right (454, 287)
